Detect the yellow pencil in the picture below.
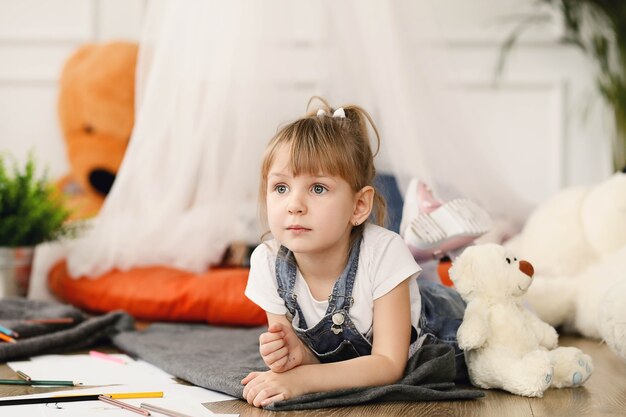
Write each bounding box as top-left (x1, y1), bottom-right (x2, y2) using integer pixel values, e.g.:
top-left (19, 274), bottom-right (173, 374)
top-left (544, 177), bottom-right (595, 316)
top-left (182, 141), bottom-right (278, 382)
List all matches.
top-left (54, 391), bottom-right (163, 399)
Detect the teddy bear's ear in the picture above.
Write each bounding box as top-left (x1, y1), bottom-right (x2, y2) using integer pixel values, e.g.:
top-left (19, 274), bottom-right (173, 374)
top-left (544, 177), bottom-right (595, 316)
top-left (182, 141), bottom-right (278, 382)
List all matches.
top-left (449, 247), bottom-right (475, 298)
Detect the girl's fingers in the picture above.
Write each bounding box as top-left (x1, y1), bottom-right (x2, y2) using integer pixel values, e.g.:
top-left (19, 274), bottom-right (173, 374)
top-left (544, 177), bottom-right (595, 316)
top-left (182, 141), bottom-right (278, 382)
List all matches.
top-left (261, 392), bottom-right (285, 407)
top-left (243, 376), bottom-right (257, 399)
top-left (244, 377), bottom-right (266, 405)
top-left (259, 338), bottom-right (285, 356)
top-left (241, 371), bottom-right (259, 385)
top-left (259, 331), bottom-right (285, 345)
top-left (269, 354), bottom-right (288, 371)
top-left (264, 345), bottom-right (288, 366)
top-left (253, 386), bottom-right (282, 408)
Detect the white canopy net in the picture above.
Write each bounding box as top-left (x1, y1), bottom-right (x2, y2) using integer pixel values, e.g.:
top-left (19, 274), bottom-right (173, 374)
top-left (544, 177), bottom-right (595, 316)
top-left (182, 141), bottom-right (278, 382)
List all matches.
top-left (66, 0), bottom-right (529, 277)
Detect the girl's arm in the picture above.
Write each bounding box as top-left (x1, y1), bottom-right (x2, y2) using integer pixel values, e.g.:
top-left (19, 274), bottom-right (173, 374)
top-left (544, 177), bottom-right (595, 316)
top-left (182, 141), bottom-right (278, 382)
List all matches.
top-left (243, 279), bottom-right (411, 407)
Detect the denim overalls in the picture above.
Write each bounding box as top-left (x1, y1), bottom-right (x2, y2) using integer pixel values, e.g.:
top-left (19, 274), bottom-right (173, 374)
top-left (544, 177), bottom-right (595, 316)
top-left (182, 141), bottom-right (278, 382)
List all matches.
top-left (275, 237), bottom-right (468, 379)
top-left (275, 238), bottom-right (372, 363)
top-left (416, 279), bottom-right (468, 379)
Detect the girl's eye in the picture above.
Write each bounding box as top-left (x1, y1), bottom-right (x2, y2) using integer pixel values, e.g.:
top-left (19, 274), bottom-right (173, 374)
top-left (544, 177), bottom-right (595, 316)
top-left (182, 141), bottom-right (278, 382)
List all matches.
top-left (274, 184), bottom-right (289, 194)
top-left (311, 184), bottom-right (327, 195)
top-left (505, 258), bottom-right (511, 264)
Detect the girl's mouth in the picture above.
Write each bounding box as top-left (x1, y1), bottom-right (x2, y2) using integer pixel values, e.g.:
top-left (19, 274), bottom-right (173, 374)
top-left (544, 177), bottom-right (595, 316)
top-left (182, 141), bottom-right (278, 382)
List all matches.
top-left (287, 226), bottom-right (311, 233)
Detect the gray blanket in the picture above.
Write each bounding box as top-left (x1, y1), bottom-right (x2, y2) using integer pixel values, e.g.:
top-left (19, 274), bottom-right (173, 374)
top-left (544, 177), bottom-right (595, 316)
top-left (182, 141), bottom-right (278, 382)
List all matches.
top-left (0, 298), bottom-right (134, 362)
top-left (113, 323), bottom-right (483, 410)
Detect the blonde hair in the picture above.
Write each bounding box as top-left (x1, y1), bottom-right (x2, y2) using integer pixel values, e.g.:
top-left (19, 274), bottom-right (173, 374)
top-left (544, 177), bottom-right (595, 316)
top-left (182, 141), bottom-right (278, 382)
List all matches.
top-left (259, 97), bottom-right (387, 242)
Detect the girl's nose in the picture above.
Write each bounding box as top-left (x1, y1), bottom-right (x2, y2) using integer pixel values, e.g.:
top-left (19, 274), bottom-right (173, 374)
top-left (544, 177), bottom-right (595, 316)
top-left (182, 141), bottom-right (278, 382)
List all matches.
top-left (287, 194), bottom-right (306, 215)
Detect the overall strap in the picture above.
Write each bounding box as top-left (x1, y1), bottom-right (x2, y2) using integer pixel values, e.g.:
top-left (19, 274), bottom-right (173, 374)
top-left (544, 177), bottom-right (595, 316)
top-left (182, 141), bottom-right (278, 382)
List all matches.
top-left (326, 236), bottom-right (362, 314)
top-left (275, 245), bottom-right (308, 329)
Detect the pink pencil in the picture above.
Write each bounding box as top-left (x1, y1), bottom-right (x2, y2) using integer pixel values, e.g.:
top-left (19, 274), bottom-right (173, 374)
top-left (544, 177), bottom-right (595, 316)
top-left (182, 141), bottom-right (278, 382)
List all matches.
top-left (98, 395), bottom-right (150, 416)
top-left (89, 350), bottom-right (127, 365)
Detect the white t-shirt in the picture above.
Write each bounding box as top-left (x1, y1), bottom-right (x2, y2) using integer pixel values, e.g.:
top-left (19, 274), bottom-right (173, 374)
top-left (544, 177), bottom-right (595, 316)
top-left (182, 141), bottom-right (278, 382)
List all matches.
top-left (245, 224), bottom-right (422, 335)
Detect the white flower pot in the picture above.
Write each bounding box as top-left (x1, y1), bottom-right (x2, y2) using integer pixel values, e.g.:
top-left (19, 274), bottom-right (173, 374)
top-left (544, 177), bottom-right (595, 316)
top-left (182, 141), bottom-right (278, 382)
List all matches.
top-left (0, 247), bottom-right (35, 298)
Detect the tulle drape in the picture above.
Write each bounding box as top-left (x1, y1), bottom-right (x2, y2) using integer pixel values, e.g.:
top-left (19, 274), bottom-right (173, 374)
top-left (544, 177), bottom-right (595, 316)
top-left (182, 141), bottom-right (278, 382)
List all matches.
top-left (67, 0), bottom-right (529, 277)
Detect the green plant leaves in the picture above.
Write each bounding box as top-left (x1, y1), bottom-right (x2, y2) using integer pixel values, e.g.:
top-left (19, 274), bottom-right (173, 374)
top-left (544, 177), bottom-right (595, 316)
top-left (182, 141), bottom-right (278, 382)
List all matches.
top-left (498, 1), bottom-right (626, 170)
top-left (0, 154), bottom-right (72, 247)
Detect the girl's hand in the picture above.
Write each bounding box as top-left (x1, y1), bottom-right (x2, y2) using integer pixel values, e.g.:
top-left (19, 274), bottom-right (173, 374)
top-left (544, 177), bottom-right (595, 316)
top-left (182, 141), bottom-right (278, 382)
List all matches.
top-left (241, 370), bottom-right (306, 408)
top-left (259, 324), bottom-right (288, 371)
top-left (260, 322), bottom-right (318, 372)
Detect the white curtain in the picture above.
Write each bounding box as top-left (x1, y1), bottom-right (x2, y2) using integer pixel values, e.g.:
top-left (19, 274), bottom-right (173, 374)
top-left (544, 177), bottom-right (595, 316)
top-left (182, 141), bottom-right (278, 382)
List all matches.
top-left (67, 0), bottom-right (530, 277)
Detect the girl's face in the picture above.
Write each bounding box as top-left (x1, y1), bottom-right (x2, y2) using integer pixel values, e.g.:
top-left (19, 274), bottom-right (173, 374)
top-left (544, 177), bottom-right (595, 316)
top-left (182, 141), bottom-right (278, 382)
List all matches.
top-left (266, 144), bottom-right (357, 257)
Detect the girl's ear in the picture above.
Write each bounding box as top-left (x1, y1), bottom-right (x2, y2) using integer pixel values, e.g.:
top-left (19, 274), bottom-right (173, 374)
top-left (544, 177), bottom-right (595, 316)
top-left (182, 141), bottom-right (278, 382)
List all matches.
top-left (352, 186), bottom-right (374, 225)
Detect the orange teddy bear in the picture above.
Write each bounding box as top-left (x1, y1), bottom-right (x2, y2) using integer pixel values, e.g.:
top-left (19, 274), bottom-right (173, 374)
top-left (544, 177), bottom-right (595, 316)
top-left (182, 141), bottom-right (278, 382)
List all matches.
top-left (57, 41), bottom-right (138, 219)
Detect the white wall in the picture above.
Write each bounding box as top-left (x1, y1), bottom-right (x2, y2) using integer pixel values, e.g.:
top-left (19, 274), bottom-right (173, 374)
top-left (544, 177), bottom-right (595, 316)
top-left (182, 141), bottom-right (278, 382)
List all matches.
top-left (0, 0), bottom-right (613, 206)
top-left (424, 0), bottom-right (613, 205)
top-left (0, 0), bottom-right (145, 179)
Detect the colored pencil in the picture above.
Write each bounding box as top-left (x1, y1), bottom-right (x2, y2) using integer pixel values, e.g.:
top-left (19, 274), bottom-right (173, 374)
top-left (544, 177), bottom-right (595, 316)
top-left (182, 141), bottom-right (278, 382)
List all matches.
top-left (0, 394), bottom-right (103, 406)
top-left (23, 318), bottom-right (75, 324)
top-left (141, 402), bottom-right (195, 417)
top-left (99, 395), bottom-right (150, 416)
top-left (62, 392), bottom-right (162, 400)
top-left (16, 371), bottom-right (31, 382)
top-left (101, 392), bottom-right (163, 399)
top-left (0, 333), bottom-right (16, 343)
top-left (0, 325), bottom-right (18, 338)
top-left (0, 391), bottom-right (163, 406)
top-left (89, 349), bottom-right (127, 365)
top-left (0, 379), bottom-right (81, 386)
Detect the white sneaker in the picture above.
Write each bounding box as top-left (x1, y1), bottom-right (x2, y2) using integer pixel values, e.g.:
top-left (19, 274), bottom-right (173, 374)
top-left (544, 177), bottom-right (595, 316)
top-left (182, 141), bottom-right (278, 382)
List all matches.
top-left (400, 179), bottom-right (442, 237)
top-left (401, 181), bottom-right (492, 262)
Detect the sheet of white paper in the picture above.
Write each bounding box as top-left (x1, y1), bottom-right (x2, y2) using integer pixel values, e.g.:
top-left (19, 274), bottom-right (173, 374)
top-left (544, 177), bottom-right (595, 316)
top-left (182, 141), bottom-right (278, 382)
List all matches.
top-left (0, 383), bottom-right (237, 416)
top-left (8, 354), bottom-right (176, 386)
top-left (36, 397), bottom-right (235, 417)
top-left (1, 404), bottom-right (46, 417)
top-left (37, 400), bottom-right (240, 417)
top-left (4, 354), bottom-right (238, 416)
top-left (39, 401), bottom-right (140, 417)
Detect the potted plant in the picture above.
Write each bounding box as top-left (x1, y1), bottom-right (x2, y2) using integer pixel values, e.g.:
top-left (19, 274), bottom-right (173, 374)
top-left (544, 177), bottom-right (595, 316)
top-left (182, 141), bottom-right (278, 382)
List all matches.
top-left (0, 154), bottom-right (73, 297)
top-left (499, 1), bottom-right (626, 170)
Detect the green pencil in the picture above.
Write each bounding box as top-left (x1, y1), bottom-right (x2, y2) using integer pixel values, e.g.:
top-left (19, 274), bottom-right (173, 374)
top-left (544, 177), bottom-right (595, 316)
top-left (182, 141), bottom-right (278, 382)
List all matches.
top-left (0, 379), bottom-right (81, 386)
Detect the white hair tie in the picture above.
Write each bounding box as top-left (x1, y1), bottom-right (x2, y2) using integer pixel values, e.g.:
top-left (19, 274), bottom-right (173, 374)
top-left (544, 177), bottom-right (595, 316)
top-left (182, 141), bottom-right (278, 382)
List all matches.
top-left (316, 108), bottom-right (346, 119)
top-left (333, 108), bottom-right (345, 118)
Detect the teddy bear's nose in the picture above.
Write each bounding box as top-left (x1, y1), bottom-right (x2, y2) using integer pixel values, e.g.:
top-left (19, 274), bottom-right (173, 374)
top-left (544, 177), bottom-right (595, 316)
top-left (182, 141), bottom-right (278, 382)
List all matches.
top-left (519, 260), bottom-right (534, 277)
top-left (89, 168), bottom-right (116, 196)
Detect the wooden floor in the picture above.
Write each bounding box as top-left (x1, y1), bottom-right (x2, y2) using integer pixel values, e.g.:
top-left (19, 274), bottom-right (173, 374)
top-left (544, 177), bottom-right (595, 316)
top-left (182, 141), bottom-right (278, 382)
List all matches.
top-left (1, 336), bottom-right (625, 416)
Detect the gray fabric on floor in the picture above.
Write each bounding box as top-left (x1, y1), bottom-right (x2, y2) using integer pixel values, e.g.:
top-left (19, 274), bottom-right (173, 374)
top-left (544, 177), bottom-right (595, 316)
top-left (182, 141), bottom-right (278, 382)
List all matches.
top-left (113, 323), bottom-right (483, 410)
top-left (0, 298), bottom-right (135, 362)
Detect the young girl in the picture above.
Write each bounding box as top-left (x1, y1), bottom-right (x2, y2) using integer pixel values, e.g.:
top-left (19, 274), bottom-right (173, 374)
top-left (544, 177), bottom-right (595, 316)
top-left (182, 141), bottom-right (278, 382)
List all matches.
top-left (242, 98), bottom-right (466, 408)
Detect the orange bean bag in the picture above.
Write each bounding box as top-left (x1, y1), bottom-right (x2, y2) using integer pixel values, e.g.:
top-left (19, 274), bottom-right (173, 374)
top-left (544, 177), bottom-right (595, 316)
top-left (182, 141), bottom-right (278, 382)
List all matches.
top-left (48, 260), bottom-right (267, 326)
top-left (438, 258), bottom-right (454, 287)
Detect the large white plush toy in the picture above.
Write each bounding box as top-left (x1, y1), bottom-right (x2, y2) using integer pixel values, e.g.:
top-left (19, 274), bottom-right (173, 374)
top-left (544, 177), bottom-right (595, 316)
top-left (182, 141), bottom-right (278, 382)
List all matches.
top-left (506, 171), bottom-right (626, 360)
top-left (450, 244), bottom-right (593, 397)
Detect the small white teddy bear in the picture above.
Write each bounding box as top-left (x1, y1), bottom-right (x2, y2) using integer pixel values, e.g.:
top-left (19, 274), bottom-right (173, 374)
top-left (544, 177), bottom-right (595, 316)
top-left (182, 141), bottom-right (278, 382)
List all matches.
top-left (450, 243), bottom-right (593, 397)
